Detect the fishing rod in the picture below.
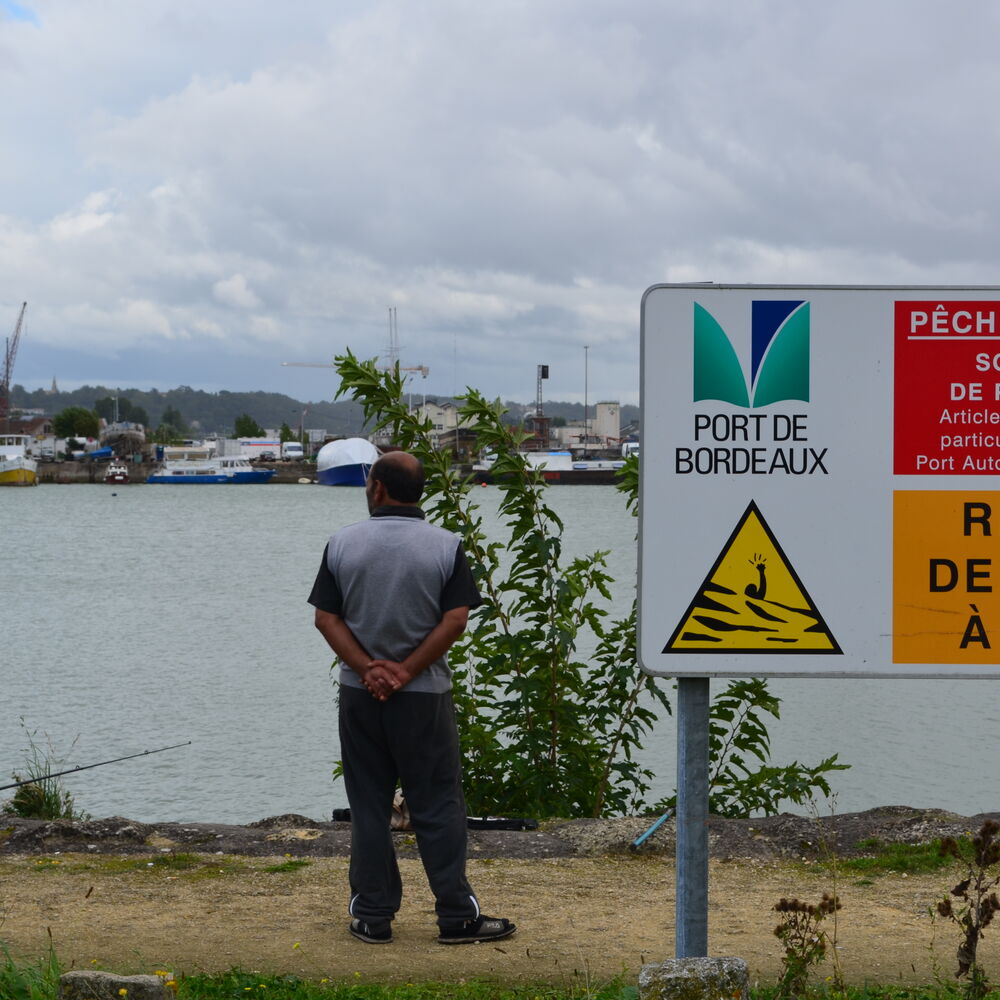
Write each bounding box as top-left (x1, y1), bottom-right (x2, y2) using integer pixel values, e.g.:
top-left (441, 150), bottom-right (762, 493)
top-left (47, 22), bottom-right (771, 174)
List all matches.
top-left (0, 740), bottom-right (192, 793)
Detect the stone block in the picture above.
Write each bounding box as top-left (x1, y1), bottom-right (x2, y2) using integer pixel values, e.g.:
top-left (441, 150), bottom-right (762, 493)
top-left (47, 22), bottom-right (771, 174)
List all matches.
top-left (639, 956), bottom-right (749, 1000)
top-left (60, 970), bottom-right (170, 1000)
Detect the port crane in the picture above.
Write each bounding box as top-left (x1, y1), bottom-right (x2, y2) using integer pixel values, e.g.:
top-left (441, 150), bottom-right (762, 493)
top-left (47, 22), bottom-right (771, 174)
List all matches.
top-left (0, 302), bottom-right (27, 432)
top-left (281, 307), bottom-right (429, 380)
top-left (282, 361), bottom-right (429, 379)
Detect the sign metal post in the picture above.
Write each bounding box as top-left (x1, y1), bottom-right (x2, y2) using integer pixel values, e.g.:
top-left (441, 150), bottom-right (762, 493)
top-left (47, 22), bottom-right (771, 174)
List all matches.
top-left (675, 676), bottom-right (710, 957)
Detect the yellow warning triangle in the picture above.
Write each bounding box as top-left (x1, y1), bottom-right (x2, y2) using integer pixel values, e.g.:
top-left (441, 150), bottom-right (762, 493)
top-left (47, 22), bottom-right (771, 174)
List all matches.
top-left (664, 500), bottom-right (841, 654)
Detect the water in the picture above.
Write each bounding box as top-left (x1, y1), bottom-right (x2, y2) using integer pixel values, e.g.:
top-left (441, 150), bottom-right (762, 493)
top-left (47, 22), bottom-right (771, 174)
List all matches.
top-left (2, 483), bottom-right (998, 824)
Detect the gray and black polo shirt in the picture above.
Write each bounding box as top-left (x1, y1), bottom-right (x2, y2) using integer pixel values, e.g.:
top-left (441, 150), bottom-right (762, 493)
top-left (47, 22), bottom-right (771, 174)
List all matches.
top-left (308, 505), bottom-right (482, 693)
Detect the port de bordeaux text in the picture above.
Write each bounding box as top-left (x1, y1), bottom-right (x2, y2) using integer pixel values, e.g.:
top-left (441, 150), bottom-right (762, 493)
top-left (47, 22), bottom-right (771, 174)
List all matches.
top-left (674, 413), bottom-right (827, 476)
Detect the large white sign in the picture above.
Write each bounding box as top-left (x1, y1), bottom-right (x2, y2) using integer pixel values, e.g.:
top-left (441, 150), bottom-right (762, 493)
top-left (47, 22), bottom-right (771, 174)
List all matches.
top-left (639, 283), bottom-right (1000, 679)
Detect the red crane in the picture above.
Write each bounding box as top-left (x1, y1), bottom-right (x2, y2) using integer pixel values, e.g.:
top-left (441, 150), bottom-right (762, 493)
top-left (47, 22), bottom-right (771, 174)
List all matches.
top-left (1, 302), bottom-right (27, 432)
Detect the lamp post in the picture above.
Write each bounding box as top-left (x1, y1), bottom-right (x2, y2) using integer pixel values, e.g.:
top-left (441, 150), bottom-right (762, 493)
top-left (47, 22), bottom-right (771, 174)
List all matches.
top-left (584, 345), bottom-right (589, 457)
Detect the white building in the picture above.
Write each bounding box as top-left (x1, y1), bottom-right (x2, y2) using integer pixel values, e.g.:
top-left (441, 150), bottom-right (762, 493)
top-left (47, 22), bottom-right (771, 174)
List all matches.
top-left (551, 401), bottom-right (622, 453)
top-left (411, 400), bottom-right (478, 445)
top-left (414, 400), bottom-right (458, 433)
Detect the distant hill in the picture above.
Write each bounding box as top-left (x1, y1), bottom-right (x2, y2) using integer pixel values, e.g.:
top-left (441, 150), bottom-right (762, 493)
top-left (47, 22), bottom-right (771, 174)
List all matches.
top-left (10, 384), bottom-right (639, 438)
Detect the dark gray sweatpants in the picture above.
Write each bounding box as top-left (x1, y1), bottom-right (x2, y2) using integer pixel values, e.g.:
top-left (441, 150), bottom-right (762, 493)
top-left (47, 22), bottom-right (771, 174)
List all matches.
top-left (338, 685), bottom-right (479, 928)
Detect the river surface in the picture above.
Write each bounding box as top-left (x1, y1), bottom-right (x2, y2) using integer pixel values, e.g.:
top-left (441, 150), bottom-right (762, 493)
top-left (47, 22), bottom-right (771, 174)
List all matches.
top-left (1, 482), bottom-right (997, 824)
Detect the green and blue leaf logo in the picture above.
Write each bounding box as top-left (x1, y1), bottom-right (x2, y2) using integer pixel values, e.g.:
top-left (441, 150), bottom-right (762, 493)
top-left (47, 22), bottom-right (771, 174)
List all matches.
top-left (693, 300), bottom-right (810, 407)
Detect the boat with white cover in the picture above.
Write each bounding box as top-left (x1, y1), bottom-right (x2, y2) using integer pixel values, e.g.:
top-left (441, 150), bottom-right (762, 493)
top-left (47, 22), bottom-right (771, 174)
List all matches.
top-left (316, 438), bottom-right (379, 486)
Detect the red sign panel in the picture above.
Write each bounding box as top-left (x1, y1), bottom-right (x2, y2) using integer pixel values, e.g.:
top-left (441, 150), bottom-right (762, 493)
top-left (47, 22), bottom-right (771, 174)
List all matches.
top-left (895, 301), bottom-right (1000, 474)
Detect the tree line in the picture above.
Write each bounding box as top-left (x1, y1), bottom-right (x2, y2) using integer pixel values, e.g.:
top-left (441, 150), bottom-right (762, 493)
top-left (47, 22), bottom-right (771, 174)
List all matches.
top-left (11, 384), bottom-right (366, 438)
top-left (49, 401), bottom-right (304, 447)
top-left (11, 383), bottom-right (639, 439)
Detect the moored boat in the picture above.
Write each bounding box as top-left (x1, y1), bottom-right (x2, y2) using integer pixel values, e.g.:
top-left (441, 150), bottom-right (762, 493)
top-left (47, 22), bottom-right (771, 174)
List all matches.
top-left (0, 434), bottom-right (38, 486)
top-left (104, 459), bottom-right (130, 484)
top-left (316, 438), bottom-right (379, 486)
top-left (147, 456), bottom-right (275, 484)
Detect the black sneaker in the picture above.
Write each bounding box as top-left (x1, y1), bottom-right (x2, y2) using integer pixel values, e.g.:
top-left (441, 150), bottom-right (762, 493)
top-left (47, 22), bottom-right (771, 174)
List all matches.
top-left (438, 915), bottom-right (516, 945)
top-left (349, 918), bottom-right (392, 944)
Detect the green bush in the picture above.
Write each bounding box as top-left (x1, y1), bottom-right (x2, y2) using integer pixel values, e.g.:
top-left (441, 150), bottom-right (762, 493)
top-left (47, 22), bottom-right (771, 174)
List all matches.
top-left (335, 352), bottom-right (846, 819)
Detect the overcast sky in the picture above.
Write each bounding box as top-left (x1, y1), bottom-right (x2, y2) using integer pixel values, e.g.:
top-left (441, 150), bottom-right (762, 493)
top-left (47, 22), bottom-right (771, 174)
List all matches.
top-left (2, 1), bottom-right (997, 407)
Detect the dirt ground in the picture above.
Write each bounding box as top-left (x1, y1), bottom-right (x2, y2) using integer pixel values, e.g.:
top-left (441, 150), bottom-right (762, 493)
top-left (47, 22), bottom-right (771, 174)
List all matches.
top-left (1, 807), bottom-right (997, 987)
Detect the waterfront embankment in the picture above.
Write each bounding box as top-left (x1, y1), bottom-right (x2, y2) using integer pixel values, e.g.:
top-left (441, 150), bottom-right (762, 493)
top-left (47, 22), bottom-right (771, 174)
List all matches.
top-left (0, 807), bottom-right (987, 984)
top-left (34, 460), bottom-right (315, 484)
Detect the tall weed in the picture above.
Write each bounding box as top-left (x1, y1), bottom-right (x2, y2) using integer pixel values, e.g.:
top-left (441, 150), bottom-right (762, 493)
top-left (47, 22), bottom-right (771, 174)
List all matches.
top-left (937, 820), bottom-right (1000, 999)
top-left (2, 721), bottom-right (85, 821)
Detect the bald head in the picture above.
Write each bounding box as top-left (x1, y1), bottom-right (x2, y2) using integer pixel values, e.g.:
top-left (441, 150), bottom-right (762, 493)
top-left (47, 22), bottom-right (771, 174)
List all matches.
top-left (369, 451), bottom-right (425, 504)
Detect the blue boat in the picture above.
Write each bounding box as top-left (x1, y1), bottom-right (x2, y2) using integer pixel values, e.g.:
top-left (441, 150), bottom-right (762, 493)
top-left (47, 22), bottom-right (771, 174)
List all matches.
top-left (147, 456), bottom-right (275, 484)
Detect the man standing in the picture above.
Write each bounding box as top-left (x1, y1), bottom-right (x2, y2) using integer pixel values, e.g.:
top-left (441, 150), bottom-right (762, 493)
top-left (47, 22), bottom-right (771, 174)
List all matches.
top-left (309, 451), bottom-right (515, 945)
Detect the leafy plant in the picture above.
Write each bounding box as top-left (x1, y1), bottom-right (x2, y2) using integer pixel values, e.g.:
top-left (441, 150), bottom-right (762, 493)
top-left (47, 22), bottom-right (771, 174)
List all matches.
top-left (936, 820), bottom-right (1000, 999)
top-left (705, 679), bottom-right (847, 818)
top-left (651, 678), bottom-right (848, 818)
top-left (772, 892), bottom-right (842, 999)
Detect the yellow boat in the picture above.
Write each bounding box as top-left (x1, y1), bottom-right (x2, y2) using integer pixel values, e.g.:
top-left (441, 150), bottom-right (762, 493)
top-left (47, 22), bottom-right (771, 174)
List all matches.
top-left (0, 434), bottom-right (38, 486)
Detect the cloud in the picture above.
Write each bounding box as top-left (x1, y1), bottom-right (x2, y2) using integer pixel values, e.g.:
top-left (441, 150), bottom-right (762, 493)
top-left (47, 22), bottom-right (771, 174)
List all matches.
top-left (5, 1), bottom-right (1000, 406)
top-left (213, 274), bottom-right (262, 310)
top-left (47, 191), bottom-right (118, 241)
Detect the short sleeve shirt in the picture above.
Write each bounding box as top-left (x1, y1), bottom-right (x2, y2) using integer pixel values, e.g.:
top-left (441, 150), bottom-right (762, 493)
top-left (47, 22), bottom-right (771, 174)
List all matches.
top-left (308, 505), bottom-right (482, 692)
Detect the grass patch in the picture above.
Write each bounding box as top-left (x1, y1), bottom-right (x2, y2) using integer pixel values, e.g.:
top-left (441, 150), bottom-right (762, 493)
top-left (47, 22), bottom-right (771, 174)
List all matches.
top-left (8, 960), bottom-right (1000, 1000)
top-left (25, 852), bottom-right (247, 880)
top-left (830, 837), bottom-right (974, 876)
top-left (143, 852), bottom-right (203, 871)
top-left (162, 977), bottom-right (1000, 1000)
top-left (172, 974), bottom-right (640, 1000)
top-left (183, 859), bottom-right (249, 881)
top-left (0, 941), bottom-right (62, 1000)
top-left (753, 989), bottom-right (1000, 1000)
top-left (262, 859), bottom-right (313, 873)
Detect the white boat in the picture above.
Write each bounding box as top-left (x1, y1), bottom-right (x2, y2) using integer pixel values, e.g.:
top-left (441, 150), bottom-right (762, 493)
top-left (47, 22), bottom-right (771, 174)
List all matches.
top-left (316, 438), bottom-right (379, 486)
top-left (147, 456), bottom-right (275, 484)
top-left (0, 434), bottom-right (38, 486)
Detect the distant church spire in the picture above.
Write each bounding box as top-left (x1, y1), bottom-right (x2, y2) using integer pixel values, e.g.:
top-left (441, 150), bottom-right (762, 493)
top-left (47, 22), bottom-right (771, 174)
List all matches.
top-left (49, 376), bottom-right (58, 394)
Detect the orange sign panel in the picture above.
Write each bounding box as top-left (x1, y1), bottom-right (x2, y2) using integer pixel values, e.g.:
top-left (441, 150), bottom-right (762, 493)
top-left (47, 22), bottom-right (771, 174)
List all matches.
top-left (894, 491), bottom-right (1000, 664)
